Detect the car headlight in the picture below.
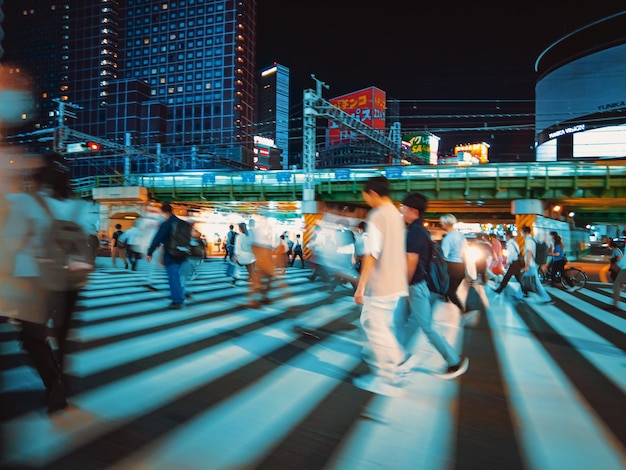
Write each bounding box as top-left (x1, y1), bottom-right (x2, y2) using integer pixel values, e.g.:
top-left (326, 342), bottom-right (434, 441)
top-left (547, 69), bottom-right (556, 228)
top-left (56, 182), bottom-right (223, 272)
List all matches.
top-left (465, 245), bottom-right (483, 264)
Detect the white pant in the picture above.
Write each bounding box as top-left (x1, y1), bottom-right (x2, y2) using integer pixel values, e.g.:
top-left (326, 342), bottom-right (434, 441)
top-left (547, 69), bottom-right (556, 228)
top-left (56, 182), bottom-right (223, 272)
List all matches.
top-left (360, 295), bottom-right (406, 381)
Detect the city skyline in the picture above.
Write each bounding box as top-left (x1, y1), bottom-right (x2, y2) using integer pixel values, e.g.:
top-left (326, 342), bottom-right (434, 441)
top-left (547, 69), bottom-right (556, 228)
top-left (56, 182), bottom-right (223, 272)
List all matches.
top-left (257, 3), bottom-right (626, 159)
top-left (1, 3), bottom-right (624, 165)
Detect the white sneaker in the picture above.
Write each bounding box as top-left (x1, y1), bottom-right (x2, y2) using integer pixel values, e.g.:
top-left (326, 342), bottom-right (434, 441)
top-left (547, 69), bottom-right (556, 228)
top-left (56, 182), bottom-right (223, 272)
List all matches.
top-left (353, 374), bottom-right (405, 397)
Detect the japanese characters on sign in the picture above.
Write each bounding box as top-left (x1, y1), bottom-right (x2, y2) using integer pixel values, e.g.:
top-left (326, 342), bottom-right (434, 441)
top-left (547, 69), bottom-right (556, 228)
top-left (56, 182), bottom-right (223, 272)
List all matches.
top-left (328, 87), bottom-right (386, 146)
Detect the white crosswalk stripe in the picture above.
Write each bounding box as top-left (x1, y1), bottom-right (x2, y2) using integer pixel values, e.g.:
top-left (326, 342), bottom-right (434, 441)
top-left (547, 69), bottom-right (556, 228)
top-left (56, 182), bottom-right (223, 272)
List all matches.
top-left (1, 260), bottom-right (624, 469)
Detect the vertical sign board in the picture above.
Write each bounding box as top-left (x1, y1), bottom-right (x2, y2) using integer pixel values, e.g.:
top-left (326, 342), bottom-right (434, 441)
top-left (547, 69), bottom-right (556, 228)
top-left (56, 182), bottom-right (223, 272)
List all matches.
top-left (328, 87), bottom-right (386, 146)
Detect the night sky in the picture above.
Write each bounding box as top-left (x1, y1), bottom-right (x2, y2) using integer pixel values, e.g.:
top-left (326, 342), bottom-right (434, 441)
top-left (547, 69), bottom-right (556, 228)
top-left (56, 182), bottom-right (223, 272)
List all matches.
top-left (256, 3), bottom-right (625, 160)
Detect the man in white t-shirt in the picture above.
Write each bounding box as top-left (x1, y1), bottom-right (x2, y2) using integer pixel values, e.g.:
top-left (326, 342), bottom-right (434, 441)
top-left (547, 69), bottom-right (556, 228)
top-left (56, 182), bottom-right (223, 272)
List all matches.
top-left (353, 176), bottom-right (408, 397)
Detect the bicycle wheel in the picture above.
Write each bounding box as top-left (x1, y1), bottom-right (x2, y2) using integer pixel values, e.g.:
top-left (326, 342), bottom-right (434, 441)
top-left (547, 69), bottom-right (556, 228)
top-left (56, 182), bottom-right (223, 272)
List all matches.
top-left (560, 267), bottom-right (586, 292)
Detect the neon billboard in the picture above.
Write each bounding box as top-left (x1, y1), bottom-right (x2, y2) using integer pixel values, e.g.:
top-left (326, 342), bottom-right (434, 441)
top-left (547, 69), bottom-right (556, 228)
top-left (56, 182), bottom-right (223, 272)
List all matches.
top-left (328, 87), bottom-right (386, 145)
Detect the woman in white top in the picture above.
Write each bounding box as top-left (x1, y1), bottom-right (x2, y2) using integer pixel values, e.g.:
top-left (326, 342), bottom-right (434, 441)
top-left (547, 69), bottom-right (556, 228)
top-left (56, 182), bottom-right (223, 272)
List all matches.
top-left (2, 153), bottom-right (97, 413)
top-left (233, 222), bottom-right (262, 301)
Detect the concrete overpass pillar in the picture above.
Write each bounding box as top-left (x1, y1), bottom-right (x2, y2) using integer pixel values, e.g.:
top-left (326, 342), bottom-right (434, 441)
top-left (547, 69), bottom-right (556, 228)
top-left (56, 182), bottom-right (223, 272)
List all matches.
top-left (512, 199), bottom-right (543, 251)
top-left (302, 211), bottom-right (323, 259)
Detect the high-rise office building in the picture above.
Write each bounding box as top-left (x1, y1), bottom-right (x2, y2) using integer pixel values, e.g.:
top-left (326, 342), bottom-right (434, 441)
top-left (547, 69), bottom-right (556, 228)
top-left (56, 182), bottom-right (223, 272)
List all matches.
top-left (1, 0), bottom-right (258, 175)
top-left (256, 63), bottom-right (289, 169)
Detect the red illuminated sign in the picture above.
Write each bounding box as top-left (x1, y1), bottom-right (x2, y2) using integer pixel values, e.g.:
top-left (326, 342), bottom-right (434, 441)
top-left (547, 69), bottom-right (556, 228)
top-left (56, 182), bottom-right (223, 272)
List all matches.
top-left (328, 87), bottom-right (386, 146)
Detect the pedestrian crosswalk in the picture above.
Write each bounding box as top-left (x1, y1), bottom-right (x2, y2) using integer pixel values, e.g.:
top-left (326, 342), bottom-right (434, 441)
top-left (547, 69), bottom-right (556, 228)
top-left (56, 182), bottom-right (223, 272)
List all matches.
top-left (1, 259), bottom-right (625, 469)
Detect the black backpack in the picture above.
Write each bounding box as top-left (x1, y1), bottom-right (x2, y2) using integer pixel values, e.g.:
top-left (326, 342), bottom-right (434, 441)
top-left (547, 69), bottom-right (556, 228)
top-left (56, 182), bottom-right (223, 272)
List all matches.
top-left (32, 194), bottom-right (95, 291)
top-left (189, 236), bottom-right (205, 258)
top-left (419, 227), bottom-right (450, 296)
top-left (166, 218), bottom-right (192, 260)
top-left (535, 240), bottom-right (549, 265)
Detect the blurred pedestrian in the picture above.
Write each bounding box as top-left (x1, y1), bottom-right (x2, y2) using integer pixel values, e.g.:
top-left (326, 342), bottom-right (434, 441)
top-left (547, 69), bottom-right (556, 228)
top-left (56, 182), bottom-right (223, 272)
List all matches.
top-left (2, 153), bottom-right (98, 413)
top-left (354, 221), bottom-right (367, 272)
top-left (111, 223), bottom-right (128, 268)
top-left (609, 241), bottom-right (626, 312)
top-left (273, 234), bottom-right (289, 274)
top-left (353, 176), bottom-right (408, 397)
top-left (146, 202), bottom-right (188, 309)
top-left (118, 220), bottom-right (143, 270)
top-left (492, 230), bottom-right (525, 294)
top-left (290, 234), bottom-right (305, 268)
top-left (608, 240), bottom-right (622, 282)
top-left (517, 225), bottom-right (553, 304)
top-left (549, 232), bottom-right (566, 285)
top-left (329, 221), bottom-right (358, 292)
top-left (440, 214), bottom-right (472, 315)
top-left (487, 233), bottom-right (504, 282)
top-left (139, 208), bottom-right (165, 291)
top-left (249, 218), bottom-right (277, 297)
top-left (224, 224), bottom-right (236, 262)
top-left (233, 222), bottom-right (263, 305)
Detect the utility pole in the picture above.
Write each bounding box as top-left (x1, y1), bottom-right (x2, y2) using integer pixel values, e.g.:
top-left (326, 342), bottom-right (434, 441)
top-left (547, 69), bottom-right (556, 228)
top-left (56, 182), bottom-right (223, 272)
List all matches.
top-left (302, 74), bottom-right (329, 214)
top-left (52, 98), bottom-right (81, 153)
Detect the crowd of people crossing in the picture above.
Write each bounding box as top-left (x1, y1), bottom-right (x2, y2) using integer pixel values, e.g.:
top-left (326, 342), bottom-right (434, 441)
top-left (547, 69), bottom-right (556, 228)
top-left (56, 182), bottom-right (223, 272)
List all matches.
top-left (2, 158), bottom-right (625, 412)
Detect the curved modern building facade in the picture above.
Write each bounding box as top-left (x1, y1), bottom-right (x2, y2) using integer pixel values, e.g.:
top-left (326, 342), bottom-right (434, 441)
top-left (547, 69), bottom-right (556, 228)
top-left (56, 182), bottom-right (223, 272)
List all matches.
top-left (535, 12), bottom-right (626, 162)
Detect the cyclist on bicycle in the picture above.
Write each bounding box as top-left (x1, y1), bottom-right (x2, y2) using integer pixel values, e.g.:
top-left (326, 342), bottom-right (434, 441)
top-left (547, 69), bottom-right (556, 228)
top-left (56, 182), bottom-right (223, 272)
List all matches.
top-left (549, 232), bottom-right (566, 286)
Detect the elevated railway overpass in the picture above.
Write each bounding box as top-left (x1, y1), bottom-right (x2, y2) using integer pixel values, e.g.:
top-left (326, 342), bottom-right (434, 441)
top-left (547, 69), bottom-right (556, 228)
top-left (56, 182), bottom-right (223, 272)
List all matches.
top-left (76, 161), bottom-right (626, 226)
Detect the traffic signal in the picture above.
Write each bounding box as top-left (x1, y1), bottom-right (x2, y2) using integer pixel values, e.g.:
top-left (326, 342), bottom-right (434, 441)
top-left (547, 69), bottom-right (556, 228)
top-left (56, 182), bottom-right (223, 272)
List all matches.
top-left (86, 141), bottom-right (101, 151)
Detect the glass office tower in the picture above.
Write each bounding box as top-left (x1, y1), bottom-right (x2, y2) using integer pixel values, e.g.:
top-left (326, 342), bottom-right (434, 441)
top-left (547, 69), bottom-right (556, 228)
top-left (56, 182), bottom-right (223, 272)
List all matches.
top-left (256, 63), bottom-right (290, 169)
top-left (1, 0), bottom-right (258, 175)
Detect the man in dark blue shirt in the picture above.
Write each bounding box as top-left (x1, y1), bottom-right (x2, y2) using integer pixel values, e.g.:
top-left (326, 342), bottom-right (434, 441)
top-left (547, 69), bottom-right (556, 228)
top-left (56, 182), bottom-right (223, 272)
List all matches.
top-left (146, 202), bottom-right (187, 309)
top-left (398, 192), bottom-right (469, 380)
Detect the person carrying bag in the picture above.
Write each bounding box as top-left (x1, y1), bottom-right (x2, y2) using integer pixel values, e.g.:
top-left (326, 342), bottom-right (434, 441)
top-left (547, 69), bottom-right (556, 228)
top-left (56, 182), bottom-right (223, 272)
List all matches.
top-left (1, 153), bottom-right (98, 414)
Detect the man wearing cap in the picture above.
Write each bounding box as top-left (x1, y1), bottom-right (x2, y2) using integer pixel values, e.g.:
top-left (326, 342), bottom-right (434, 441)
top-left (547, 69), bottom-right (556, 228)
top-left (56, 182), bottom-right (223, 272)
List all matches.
top-left (399, 192), bottom-right (469, 380)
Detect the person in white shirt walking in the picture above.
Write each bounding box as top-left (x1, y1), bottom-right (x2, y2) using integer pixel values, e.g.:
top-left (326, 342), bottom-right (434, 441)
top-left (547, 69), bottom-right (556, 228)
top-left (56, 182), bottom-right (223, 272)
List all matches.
top-left (517, 225), bottom-right (553, 304)
top-left (492, 230), bottom-right (526, 294)
top-left (353, 176), bottom-right (408, 397)
top-left (440, 214), bottom-right (472, 315)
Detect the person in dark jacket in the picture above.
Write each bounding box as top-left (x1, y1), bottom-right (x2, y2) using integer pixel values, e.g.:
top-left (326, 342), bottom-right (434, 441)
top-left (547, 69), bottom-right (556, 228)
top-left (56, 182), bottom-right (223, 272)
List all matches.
top-left (146, 202), bottom-right (187, 309)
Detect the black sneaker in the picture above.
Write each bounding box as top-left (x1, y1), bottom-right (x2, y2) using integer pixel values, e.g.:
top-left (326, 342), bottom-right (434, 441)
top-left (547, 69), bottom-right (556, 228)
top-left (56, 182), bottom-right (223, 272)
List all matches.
top-left (167, 302), bottom-right (182, 310)
top-left (435, 356), bottom-right (469, 380)
top-left (46, 380), bottom-right (68, 414)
